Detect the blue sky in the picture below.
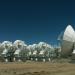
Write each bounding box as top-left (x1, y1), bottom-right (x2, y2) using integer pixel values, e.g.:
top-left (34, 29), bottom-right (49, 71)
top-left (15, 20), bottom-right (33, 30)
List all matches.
top-left (0, 0), bottom-right (75, 45)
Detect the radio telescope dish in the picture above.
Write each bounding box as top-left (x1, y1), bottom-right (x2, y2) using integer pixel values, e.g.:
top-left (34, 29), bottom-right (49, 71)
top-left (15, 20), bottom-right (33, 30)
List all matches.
top-left (60, 25), bottom-right (75, 57)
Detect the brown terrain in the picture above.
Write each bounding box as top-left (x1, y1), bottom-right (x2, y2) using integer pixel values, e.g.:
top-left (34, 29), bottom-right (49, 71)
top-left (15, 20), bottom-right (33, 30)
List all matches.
top-left (0, 60), bottom-right (75, 75)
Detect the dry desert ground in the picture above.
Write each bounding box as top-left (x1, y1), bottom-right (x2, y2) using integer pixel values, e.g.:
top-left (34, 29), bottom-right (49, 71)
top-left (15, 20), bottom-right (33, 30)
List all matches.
top-left (0, 61), bottom-right (75, 75)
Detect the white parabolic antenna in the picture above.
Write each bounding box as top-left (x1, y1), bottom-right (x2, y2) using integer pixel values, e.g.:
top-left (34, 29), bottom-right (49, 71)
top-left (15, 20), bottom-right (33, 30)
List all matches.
top-left (61, 25), bottom-right (75, 56)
